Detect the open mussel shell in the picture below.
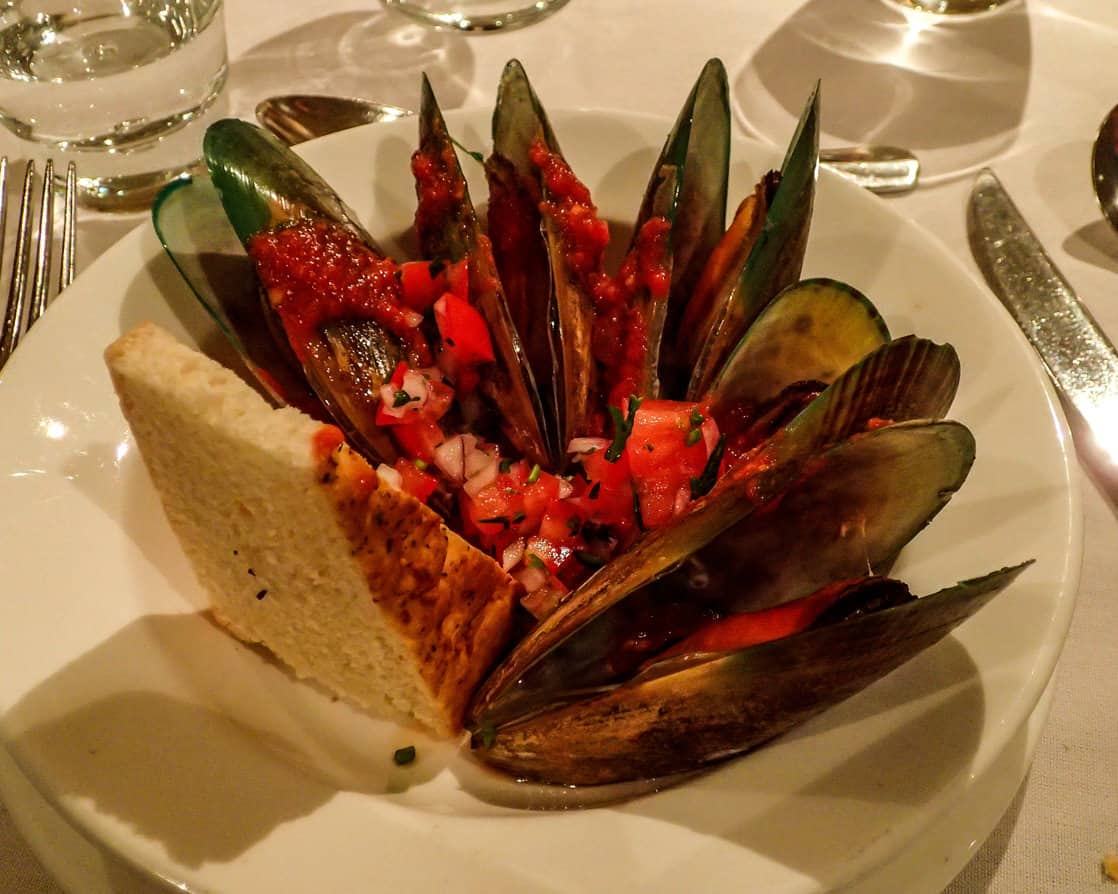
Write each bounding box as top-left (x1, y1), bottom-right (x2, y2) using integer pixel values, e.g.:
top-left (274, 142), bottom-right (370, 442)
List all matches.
top-left (488, 59), bottom-right (582, 454)
top-left (203, 118), bottom-right (377, 248)
top-left (151, 176), bottom-right (324, 416)
top-left (641, 58), bottom-right (731, 395)
top-left (469, 416), bottom-right (975, 731)
top-left (203, 118), bottom-right (404, 464)
top-left (472, 562), bottom-right (1031, 786)
top-left (417, 75), bottom-right (552, 465)
top-left (706, 277), bottom-right (889, 414)
top-left (670, 418), bottom-right (974, 615)
top-left (685, 83), bottom-right (820, 399)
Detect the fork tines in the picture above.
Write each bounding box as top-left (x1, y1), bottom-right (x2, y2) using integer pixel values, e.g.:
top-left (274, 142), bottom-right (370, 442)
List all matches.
top-left (0, 158), bottom-right (78, 370)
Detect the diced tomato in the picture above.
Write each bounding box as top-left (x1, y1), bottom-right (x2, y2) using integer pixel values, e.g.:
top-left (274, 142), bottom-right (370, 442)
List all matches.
top-left (392, 418), bottom-right (445, 463)
top-left (459, 460), bottom-right (568, 553)
top-left (657, 578), bottom-right (866, 659)
top-left (522, 467), bottom-right (563, 523)
top-left (398, 261), bottom-right (445, 313)
top-left (435, 293), bottom-right (495, 365)
top-left (624, 399), bottom-right (718, 528)
top-left (393, 457), bottom-right (439, 503)
top-left (538, 500), bottom-right (583, 543)
top-left (461, 474), bottom-right (523, 552)
top-left (445, 258), bottom-right (469, 300)
top-left (571, 445), bottom-right (636, 538)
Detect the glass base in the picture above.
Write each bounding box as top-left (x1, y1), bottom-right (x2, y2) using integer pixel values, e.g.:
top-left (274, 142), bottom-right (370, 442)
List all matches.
top-left (73, 161), bottom-right (206, 213)
top-left (383, 0), bottom-right (570, 33)
top-left (886, 0), bottom-right (1018, 14)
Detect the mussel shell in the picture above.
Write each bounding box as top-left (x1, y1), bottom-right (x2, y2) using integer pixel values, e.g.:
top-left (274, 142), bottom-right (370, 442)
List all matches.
top-left (151, 176), bottom-right (324, 415)
top-left (668, 417), bottom-right (975, 615)
top-left (686, 83), bottom-right (820, 399)
top-left (472, 562), bottom-right (1031, 786)
top-left (634, 58), bottom-right (731, 397)
top-left (706, 277), bottom-right (889, 414)
top-left (417, 75), bottom-right (552, 465)
top-left (644, 58), bottom-right (731, 395)
top-left (201, 119), bottom-right (409, 464)
top-left (489, 59), bottom-right (584, 455)
top-left (203, 118), bottom-right (377, 248)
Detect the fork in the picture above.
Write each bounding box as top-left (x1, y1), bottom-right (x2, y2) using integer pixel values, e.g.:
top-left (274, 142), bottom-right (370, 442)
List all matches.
top-left (0, 158), bottom-right (77, 370)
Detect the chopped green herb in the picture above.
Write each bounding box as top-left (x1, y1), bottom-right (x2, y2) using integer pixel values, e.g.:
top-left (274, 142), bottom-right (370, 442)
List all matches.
top-left (588, 481), bottom-right (601, 500)
top-left (427, 259), bottom-right (446, 278)
top-left (685, 427), bottom-right (702, 447)
top-left (526, 553), bottom-right (546, 569)
top-left (393, 389), bottom-right (415, 408)
top-left (478, 515), bottom-right (511, 529)
top-left (574, 550), bottom-right (606, 568)
top-left (499, 459), bottom-right (513, 473)
top-left (413, 458), bottom-right (428, 470)
top-left (393, 745), bottom-right (417, 766)
top-left (479, 724), bottom-right (497, 749)
top-left (690, 407), bottom-right (705, 427)
top-left (690, 434), bottom-right (726, 499)
top-left (605, 397), bottom-right (642, 461)
top-left (504, 486), bottom-right (517, 495)
top-left (450, 134), bottom-right (485, 164)
top-left (566, 515), bottom-right (581, 535)
top-left (512, 511), bottom-right (527, 524)
top-left (526, 463), bottom-right (542, 484)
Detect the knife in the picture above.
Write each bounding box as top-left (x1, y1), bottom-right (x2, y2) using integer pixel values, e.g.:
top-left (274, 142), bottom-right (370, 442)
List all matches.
top-left (968, 167), bottom-right (1118, 476)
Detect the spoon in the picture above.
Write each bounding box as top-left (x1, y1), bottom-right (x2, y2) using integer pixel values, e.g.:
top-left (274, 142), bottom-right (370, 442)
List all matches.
top-left (254, 94), bottom-right (921, 195)
top-left (1092, 103), bottom-right (1118, 232)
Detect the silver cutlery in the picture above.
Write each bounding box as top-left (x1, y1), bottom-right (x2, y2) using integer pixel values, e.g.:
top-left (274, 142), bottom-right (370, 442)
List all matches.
top-left (254, 94), bottom-right (921, 195)
top-left (0, 159), bottom-right (77, 370)
top-left (968, 167), bottom-right (1118, 473)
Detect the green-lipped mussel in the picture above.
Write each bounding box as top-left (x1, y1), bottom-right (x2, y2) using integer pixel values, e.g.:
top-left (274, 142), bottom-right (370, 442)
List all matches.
top-left (153, 58), bottom-right (1032, 787)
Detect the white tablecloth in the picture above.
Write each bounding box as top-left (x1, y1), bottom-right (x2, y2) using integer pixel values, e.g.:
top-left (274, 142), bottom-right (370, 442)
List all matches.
top-left (3, 0), bottom-right (1117, 890)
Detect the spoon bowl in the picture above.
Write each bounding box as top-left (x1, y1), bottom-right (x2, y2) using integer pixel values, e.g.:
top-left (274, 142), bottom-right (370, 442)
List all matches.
top-left (255, 95), bottom-right (412, 147)
top-left (1092, 103), bottom-right (1118, 234)
top-left (254, 93), bottom-right (920, 194)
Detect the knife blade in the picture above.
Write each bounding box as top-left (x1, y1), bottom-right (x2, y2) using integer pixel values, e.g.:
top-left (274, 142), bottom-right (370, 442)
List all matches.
top-left (967, 167), bottom-right (1118, 469)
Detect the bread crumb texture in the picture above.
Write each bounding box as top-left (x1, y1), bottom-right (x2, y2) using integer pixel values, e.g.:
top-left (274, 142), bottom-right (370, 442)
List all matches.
top-left (105, 323), bottom-right (519, 736)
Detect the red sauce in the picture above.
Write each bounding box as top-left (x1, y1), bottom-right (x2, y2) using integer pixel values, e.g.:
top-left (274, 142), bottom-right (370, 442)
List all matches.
top-left (412, 144), bottom-right (466, 255)
top-left (529, 140), bottom-right (672, 412)
top-left (249, 218), bottom-right (431, 366)
top-left (530, 141), bottom-right (610, 279)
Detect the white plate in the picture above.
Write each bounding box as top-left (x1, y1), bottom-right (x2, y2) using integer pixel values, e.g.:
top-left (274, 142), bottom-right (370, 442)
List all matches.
top-left (0, 109), bottom-right (1081, 893)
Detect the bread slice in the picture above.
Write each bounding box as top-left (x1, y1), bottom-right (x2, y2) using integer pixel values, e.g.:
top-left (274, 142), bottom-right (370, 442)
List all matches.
top-left (104, 322), bottom-right (519, 736)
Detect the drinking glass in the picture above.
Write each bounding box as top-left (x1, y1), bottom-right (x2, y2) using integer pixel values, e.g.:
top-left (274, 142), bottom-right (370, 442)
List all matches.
top-left (0, 0), bottom-right (229, 209)
top-left (383, 0), bottom-right (570, 33)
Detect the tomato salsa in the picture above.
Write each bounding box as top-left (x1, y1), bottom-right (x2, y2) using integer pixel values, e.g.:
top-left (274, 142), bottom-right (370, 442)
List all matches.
top-left (246, 152), bottom-right (727, 619)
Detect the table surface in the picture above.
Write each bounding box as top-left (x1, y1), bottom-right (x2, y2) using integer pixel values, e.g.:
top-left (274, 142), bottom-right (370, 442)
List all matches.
top-left (2, 0), bottom-right (1117, 891)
